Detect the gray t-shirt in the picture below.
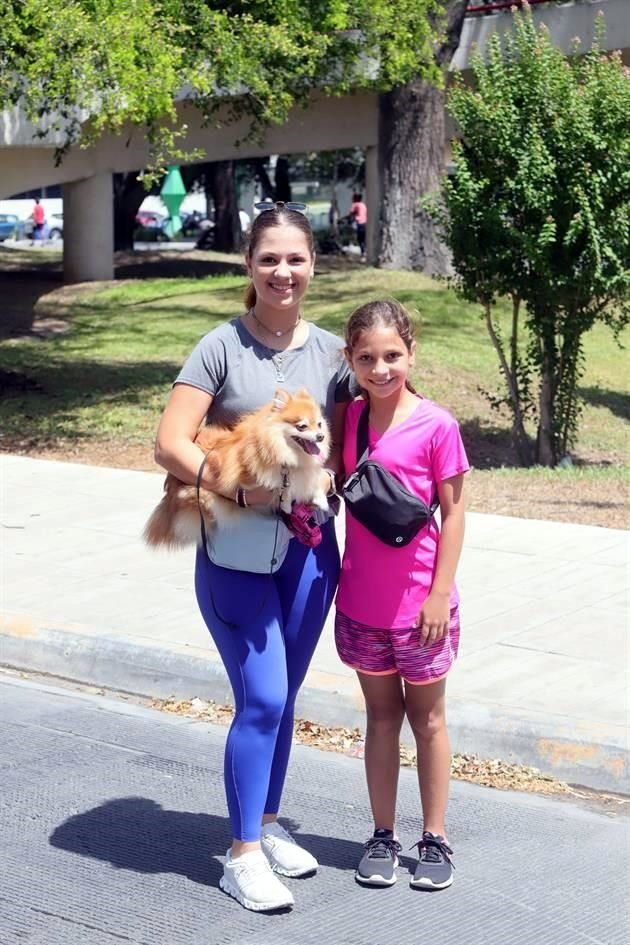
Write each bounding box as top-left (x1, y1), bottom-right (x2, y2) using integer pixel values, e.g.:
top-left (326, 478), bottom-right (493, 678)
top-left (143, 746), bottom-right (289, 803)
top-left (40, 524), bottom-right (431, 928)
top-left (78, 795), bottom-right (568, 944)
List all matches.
top-left (175, 318), bottom-right (355, 427)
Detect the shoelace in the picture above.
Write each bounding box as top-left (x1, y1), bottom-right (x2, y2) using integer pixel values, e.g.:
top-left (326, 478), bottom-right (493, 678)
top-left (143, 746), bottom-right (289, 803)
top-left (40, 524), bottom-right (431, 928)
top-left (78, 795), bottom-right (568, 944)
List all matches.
top-left (412, 834), bottom-right (455, 868)
top-left (232, 852), bottom-right (271, 879)
top-left (364, 835), bottom-right (402, 859)
top-left (265, 824), bottom-right (296, 845)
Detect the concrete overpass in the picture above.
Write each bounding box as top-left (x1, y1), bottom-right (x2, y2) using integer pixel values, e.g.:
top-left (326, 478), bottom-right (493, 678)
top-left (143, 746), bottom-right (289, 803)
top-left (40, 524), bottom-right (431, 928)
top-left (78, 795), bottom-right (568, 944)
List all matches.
top-left (1, 0), bottom-right (628, 281)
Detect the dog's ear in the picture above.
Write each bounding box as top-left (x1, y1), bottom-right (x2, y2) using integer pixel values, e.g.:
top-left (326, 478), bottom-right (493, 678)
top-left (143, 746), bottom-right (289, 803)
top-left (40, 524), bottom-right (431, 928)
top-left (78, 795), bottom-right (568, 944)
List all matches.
top-left (272, 388), bottom-right (291, 411)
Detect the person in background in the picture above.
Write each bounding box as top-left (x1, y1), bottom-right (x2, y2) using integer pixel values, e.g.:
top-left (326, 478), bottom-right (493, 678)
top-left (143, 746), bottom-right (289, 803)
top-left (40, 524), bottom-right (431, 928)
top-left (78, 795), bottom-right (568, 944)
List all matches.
top-left (349, 192), bottom-right (367, 259)
top-left (31, 198), bottom-right (46, 244)
top-left (238, 207), bottom-right (251, 234)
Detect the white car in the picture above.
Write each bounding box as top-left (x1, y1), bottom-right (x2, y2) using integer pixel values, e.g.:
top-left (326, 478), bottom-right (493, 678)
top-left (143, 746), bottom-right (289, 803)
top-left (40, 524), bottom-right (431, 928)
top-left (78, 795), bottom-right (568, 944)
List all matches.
top-left (20, 213), bottom-right (63, 241)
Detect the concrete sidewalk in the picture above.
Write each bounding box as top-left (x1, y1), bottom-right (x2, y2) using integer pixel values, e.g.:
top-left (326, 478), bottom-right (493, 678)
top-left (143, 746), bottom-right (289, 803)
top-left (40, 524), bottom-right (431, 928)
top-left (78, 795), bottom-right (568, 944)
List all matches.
top-left (1, 453), bottom-right (628, 792)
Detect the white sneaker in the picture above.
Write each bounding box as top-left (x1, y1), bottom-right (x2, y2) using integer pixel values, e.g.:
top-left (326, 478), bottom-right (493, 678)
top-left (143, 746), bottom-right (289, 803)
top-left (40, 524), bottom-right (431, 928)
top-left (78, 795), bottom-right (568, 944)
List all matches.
top-left (219, 849), bottom-right (294, 911)
top-left (261, 821), bottom-right (318, 877)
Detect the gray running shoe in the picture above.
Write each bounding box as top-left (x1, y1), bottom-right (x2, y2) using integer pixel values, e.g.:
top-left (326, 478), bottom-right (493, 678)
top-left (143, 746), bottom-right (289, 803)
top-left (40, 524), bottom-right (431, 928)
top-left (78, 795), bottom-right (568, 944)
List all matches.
top-left (356, 829), bottom-right (401, 887)
top-left (410, 832), bottom-right (454, 890)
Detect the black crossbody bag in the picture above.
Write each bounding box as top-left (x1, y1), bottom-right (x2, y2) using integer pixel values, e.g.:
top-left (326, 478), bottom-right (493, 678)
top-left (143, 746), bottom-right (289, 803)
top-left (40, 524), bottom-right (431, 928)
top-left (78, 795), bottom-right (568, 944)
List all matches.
top-left (342, 404), bottom-right (439, 547)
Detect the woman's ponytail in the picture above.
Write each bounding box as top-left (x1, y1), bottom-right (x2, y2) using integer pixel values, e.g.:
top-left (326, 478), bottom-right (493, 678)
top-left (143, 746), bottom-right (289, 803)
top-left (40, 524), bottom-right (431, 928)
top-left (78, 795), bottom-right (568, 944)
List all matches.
top-left (244, 282), bottom-right (257, 310)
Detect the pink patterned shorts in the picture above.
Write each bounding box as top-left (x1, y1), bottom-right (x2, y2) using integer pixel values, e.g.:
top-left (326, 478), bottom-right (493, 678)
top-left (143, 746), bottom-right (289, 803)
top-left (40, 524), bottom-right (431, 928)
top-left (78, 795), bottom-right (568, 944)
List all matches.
top-left (335, 607), bottom-right (460, 685)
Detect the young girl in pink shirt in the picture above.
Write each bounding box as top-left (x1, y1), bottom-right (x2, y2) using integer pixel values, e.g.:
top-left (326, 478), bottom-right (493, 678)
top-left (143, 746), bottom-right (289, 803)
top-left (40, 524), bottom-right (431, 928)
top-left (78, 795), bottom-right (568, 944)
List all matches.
top-left (336, 299), bottom-right (469, 891)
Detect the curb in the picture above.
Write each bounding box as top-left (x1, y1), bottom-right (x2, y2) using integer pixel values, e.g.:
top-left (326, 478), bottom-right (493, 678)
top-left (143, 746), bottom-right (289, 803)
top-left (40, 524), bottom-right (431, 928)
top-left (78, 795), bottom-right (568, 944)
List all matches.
top-left (1, 623), bottom-right (628, 795)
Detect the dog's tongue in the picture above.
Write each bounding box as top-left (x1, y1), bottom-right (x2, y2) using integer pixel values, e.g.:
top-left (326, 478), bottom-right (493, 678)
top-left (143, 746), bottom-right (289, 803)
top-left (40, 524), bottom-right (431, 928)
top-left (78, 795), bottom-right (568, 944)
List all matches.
top-left (296, 437), bottom-right (320, 456)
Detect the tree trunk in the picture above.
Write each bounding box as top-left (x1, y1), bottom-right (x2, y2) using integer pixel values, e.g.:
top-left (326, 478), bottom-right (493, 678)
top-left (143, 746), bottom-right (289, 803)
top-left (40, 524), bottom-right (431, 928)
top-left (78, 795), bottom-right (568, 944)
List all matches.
top-left (113, 172), bottom-right (146, 251)
top-left (274, 156), bottom-right (292, 202)
top-left (377, 80), bottom-right (450, 273)
top-left (250, 158), bottom-right (274, 200)
top-left (537, 363), bottom-right (557, 466)
top-left (329, 155), bottom-right (340, 235)
top-left (483, 303), bottom-right (533, 466)
top-left (206, 161), bottom-right (240, 252)
top-left (377, 1), bottom-right (468, 273)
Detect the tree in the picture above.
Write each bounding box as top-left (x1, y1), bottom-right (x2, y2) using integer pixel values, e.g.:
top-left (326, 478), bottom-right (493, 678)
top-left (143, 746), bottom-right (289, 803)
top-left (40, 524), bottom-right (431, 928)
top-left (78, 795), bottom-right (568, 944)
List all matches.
top-left (433, 8), bottom-right (630, 466)
top-left (377, 1), bottom-right (468, 275)
top-left (206, 161), bottom-right (241, 252)
top-left (0, 0), bottom-right (442, 180)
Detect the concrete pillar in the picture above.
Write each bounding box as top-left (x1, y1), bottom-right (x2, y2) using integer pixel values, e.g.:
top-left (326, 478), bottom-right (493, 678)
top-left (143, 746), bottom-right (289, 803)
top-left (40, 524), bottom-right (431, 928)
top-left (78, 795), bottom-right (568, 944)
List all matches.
top-left (63, 171), bottom-right (114, 283)
top-left (365, 145), bottom-right (379, 266)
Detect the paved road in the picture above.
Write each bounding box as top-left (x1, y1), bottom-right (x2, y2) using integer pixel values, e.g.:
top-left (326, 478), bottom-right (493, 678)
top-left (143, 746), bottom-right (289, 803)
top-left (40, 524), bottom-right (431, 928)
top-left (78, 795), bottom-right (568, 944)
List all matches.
top-left (0, 673), bottom-right (627, 945)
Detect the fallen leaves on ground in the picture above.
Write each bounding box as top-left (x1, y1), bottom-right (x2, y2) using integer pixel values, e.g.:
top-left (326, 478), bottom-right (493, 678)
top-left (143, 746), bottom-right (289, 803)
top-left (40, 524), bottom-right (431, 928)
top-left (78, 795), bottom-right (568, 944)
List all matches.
top-left (151, 697), bottom-right (628, 811)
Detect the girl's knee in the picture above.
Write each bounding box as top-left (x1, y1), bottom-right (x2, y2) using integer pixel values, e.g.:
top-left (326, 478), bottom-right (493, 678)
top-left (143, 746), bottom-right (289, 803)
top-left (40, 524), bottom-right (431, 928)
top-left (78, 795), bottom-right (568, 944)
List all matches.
top-left (366, 704), bottom-right (405, 737)
top-left (406, 705), bottom-right (447, 743)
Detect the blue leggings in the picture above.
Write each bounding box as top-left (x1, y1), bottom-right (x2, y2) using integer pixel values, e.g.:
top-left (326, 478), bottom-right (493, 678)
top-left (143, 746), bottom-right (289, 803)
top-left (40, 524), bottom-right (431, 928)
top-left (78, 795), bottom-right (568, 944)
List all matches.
top-left (195, 520), bottom-right (340, 841)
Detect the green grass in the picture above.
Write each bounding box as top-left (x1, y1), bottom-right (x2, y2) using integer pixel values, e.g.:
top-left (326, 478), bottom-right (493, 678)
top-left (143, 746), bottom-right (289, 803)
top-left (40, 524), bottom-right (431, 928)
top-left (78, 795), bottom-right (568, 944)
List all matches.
top-left (1, 266), bottom-right (628, 468)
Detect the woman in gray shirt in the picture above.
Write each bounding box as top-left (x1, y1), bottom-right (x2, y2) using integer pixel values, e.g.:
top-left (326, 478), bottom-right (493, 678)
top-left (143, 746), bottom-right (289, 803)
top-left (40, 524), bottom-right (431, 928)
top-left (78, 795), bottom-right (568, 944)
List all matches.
top-left (154, 203), bottom-right (353, 912)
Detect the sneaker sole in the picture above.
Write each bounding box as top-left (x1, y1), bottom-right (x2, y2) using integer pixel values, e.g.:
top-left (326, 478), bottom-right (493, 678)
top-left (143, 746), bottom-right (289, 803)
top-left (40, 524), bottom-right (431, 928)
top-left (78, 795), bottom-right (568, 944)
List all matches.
top-left (269, 863), bottom-right (318, 878)
top-left (219, 875), bottom-right (294, 911)
top-left (355, 871), bottom-right (397, 887)
top-left (355, 855), bottom-right (399, 887)
top-left (410, 875), bottom-right (453, 890)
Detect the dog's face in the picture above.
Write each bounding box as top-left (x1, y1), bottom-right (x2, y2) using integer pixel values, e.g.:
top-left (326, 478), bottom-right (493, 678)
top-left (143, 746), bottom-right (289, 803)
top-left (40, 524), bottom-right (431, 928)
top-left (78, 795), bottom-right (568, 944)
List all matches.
top-left (271, 388), bottom-right (330, 463)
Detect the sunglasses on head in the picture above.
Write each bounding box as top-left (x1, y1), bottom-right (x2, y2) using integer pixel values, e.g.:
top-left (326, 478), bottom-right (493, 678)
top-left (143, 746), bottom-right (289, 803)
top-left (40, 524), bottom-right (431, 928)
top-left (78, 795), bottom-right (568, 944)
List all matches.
top-left (254, 201), bottom-right (308, 215)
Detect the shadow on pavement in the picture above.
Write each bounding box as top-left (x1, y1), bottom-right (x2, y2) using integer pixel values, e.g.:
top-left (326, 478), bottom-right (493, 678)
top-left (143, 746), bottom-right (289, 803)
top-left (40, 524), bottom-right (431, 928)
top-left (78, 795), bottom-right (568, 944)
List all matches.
top-left (49, 797), bottom-right (380, 883)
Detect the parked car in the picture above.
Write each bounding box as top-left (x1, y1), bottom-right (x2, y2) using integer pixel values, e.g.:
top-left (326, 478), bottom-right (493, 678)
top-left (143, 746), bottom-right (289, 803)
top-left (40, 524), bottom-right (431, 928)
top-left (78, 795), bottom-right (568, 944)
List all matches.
top-left (47, 214), bottom-right (63, 241)
top-left (180, 209), bottom-right (215, 239)
top-left (0, 213), bottom-right (19, 241)
top-left (134, 211), bottom-right (169, 241)
top-left (18, 213), bottom-right (64, 241)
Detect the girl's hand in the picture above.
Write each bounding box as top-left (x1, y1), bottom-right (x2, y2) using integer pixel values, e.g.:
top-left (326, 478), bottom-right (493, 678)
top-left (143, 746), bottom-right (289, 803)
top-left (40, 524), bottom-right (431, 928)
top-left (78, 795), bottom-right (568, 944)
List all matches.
top-left (417, 591), bottom-right (450, 646)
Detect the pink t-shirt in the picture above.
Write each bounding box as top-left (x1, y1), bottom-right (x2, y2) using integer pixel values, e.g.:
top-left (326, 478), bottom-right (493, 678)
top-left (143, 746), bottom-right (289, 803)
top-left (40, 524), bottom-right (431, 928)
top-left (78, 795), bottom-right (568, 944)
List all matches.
top-left (336, 398), bottom-right (470, 629)
top-left (350, 201), bottom-right (367, 225)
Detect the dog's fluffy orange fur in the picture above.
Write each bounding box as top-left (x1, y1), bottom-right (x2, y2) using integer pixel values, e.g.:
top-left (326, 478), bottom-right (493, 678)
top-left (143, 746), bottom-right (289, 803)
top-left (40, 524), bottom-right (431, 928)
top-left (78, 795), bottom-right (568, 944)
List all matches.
top-left (144, 388), bottom-right (331, 549)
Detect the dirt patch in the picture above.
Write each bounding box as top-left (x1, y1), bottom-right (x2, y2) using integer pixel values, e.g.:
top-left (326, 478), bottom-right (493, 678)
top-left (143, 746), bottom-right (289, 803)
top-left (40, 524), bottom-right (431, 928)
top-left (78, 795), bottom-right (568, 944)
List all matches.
top-left (3, 438), bottom-right (161, 472)
top-left (467, 468), bottom-right (629, 529)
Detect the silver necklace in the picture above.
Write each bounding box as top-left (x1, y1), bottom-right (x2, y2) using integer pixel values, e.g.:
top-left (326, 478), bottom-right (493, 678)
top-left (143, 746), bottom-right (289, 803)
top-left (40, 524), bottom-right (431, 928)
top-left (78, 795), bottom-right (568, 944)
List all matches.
top-left (249, 308), bottom-right (301, 338)
top-left (267, 348), bottom-right (287, 383)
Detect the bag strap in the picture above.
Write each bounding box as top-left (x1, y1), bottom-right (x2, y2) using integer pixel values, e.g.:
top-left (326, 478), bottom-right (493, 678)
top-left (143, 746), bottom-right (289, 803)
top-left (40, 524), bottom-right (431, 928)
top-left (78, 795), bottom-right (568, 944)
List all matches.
top-left (356, 403), bottom-right (440, 518)
top-left (356, 402), bottom-right (371, 466)
top-left (196, 451), bottom-right (211, 553)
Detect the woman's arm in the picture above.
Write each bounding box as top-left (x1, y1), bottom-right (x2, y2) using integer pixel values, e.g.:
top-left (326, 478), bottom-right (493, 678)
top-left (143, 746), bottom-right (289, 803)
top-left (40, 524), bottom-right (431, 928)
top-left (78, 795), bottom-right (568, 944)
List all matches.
top-left (328, 400), bottom-right (349, 478)
top-left (154, 383), bottom-right (215, 487)
top-left (417, 473), bottom-right (466, 644)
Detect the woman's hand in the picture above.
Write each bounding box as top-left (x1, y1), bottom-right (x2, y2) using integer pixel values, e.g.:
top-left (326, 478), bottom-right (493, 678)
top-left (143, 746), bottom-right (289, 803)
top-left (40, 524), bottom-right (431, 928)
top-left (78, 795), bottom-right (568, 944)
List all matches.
top-left (416, 591), bottom-right (450, 646)
top-left (242, 485), bottom-right (276, 508)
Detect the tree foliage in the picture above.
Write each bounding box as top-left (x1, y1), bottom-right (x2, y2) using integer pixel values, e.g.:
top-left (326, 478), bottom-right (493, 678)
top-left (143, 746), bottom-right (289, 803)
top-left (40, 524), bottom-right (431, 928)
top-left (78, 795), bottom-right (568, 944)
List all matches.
top-left (433, 7), bottom-right (630, 465)
top-left (0, 0), bottom-right (443, 177)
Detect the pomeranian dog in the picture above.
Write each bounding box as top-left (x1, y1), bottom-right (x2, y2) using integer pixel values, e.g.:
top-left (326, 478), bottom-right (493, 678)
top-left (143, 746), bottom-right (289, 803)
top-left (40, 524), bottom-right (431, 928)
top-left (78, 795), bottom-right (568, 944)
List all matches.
top-left (144, 388), bottom-right (330, 549)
